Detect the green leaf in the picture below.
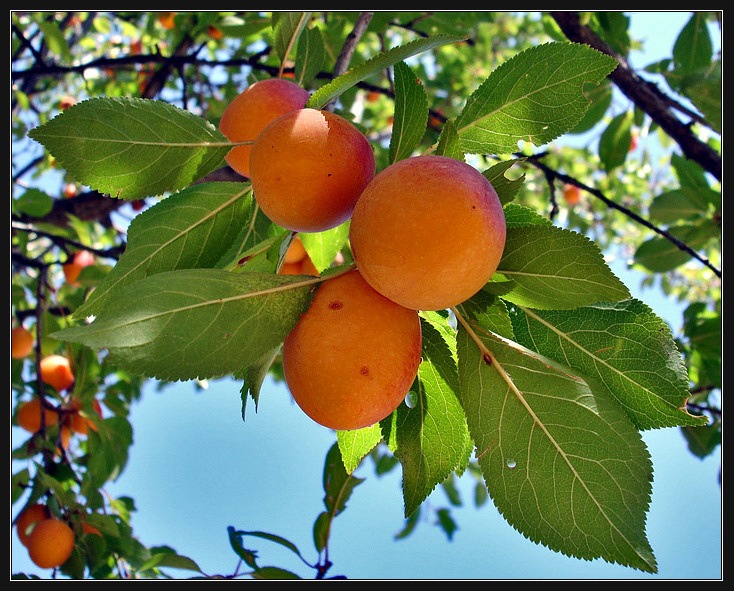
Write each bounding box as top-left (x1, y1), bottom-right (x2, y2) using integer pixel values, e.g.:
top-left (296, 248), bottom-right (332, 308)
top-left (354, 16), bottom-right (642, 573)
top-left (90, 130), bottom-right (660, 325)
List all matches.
top-left (54, 269), bottom-right (319, 381)
top-left (306, 34), bottom-right (466, 110)
top-left (455, 317), bottom-right (657, 573)
top-left (271, 12), bottom-right (312, 66)
top-left (28, 97), bottom-right (232, 200)
top-left (394, 319), bottom-right (473, 517)
top-left (75, 182), bottom-right (253, 319)
top-left (322, 443), bottom-right (364, 518)
top-left (598, 111), bottom-right (633, 172)
top-left (336, 424), bottom-right (382, 474)
top-left (498, 224), bottom-right (630, 310)
top-left (14, 188), bottom-right (54, 218)
top-left (251, 566), bottom-right (301, 580)
top-left (388, 61), bottom-right (429, 163)
top-left (434, 119), bottom-right (464, 160)
top-left (140, 551), bottom-right (203, 574)
top-left (455, 42), bottom-right (618, 155)
top-left (295, 25), bottom-right (325, 87)
top-left (673, 13), bottom-right (713, 79)
top-left (482, 159), bottom-right (526, 206)
top-left (648, 187), bottom-right (714, 223)
top-left (299, 221), bottom-right (350, 273)
top-left (633, 222), bottom-right (714, 272)
top-left (568, 80), bottom-right (613, 135)
top-left (510, 299), bottom-right (707, 430)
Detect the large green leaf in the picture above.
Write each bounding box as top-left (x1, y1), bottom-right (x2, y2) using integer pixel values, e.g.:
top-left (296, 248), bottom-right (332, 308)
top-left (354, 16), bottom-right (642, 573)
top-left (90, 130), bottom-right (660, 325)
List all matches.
top-left (54, 269), bottom-right (319, 382)
top-left (394, 317), bottom-right (473, 517)
top-left (455, 315), bottom-right (657, 573)
top-left (455, 42), bottom-right (618, 155)
top-left (510, 299), bottom-right (707, 430)
top-left (75, 182), bottom-right (253, 319)
top-left (497, 224), bottom-right (630, 309)
top-left (28, 97), bottom-right (232, 200)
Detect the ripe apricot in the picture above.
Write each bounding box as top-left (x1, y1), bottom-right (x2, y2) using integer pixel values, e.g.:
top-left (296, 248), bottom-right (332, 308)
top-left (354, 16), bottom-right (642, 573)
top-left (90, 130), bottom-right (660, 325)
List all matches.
top-left (16, 504), bottom-right (49, 547)
top-left (40, 355), bottom-right (75, 392)
top-left (62, 250), bottom-right (95, 285)
top-left (218, 78), bottom-right (310, 178)
top-left (17, 398), bottom-right (59, 433)
top-left (282, 269), bottom-right (421, 430)
top-left (27, 518), bottom-right (75, 569)
top-left (349, 155), bottom-right (506, 311)
top-left (12, 325), bottom-right (34, 359)
top-left (284, 236), bottom-right (307, 264)
top-left (562, 183), bottom-right (581, 206)
top-left (67, 398), bottom-right (103, 435)
top-left (249, 108), bottom-right (376, 233)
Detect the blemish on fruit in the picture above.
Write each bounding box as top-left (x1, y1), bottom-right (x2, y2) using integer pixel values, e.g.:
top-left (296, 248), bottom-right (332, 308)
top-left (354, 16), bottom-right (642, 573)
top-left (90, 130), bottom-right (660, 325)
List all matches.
top-left (328, 301), bottom-right (343, 310)
top-left (360, 365), bottom-right (370, 376)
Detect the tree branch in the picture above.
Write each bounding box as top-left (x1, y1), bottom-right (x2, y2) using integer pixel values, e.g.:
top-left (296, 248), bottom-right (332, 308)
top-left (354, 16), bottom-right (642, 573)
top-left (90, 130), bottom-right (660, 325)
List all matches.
top-left (525, 153), bottom-right (721, 278)
top-left (550, 11), bottom-right (721, 182)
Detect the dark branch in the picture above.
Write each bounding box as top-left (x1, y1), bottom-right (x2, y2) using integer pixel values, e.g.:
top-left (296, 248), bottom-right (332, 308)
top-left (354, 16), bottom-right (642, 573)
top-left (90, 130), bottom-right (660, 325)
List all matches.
top-left (550, 11), bottom-right (721, 182)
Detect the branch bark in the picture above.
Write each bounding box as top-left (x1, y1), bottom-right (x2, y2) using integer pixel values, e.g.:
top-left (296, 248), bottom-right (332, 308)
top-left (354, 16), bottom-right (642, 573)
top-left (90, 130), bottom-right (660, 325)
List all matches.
top-left (550, 11), bottom-right (721, 182)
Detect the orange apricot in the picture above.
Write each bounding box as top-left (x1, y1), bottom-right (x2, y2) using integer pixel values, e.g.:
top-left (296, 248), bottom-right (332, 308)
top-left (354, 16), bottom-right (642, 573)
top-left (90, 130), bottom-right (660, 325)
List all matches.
top-left (249, 108), bottom-right (375, 233)
top-left (284, 236), bottom-right (307, 264)
top-left (27, 518), bottom-right (75, 569)
top-left (349, 155), bottom-right (506, 311)
top-left (218, 78), bottom-right (310, 178)
top-left (16, 504), bottom-right (49, 547)
top-left (282, 269), bottom-right (421, 430)
top-left (562, 183), bottom-right (581, 206)
top-left (17, 398), bottom-right (59, 433)
top-left (62, 250), bottom-right (95, 285)
top-left (40, 355), bottom-right (75, 392)
top-left (12, 325), bottom-right (34, 359)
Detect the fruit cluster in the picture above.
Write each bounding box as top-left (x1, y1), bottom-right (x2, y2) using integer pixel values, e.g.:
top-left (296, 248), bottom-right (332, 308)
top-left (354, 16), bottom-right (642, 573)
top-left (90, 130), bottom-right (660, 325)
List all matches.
top-left (218, 78), bottom-right (507, 431)
top-left (15, 502), bottom-right (102, 570)
top-left (12, 343), bottom-right (105, 571)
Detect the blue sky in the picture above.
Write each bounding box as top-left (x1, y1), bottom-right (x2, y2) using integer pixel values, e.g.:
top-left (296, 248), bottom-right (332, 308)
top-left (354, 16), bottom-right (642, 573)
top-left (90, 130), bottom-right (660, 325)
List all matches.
top-left (12, 12), bottom-right (721, 580)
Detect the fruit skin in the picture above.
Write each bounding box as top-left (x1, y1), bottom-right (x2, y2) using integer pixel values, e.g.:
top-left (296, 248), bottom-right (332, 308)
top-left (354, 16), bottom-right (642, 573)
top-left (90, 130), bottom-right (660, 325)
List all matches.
top-left (62, 250), bottom-right (95, 285)
top-left (219, 78), bottom-right (310, 178)
top-left (27, 518), bottom-right (75, 569)
top-left (349, 155), bottom-right (506, 311)
top-left (40, 355), bottom-right (75, 392)
top-left (249, 108), bottom-right (376, 233)
top-left (16, 504), bottom-right (49, 547)
top-left (12, 325), bottom-right (35, 359)
top-left (562, 183), bottom-right (581, 206)
top-left (17, 398), bottom-right (59, 432)
top-left (282, 269), bottom-right (422, 431)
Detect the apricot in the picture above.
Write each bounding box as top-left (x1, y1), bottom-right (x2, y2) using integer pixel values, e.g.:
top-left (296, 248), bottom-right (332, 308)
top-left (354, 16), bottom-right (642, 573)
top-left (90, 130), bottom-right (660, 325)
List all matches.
top-left (62, 250), bottom-right (95, 285)
top-left (562, 183), bottom-right (581, 206)
top-left (27, 518), bottom-right (75, 569)
top-left (284, 236), bottom-right (307, 265)
top-left (349, 155), bottom-right (506, 311)
top-left (12, 325), bottom-right (34, 359)
top-left (16, 504), bottom-right (49, 547)
top-left (17, 398), bottom-right (59, 433)
top-left (249, 108), bottom-right (376, 233)
top-left (282, 269), bottom-right (421, 430)
top-left (40, 355), bottom-right (75, 392)
top-left (67, 398), bottom-right (103, 435)
top-left (218, 78), bottom-right (310, 178)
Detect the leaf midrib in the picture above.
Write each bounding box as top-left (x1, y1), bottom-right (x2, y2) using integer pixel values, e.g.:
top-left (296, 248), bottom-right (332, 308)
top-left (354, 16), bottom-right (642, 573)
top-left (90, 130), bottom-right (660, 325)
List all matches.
top-left (455, 309), bottom-right (654, 570)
